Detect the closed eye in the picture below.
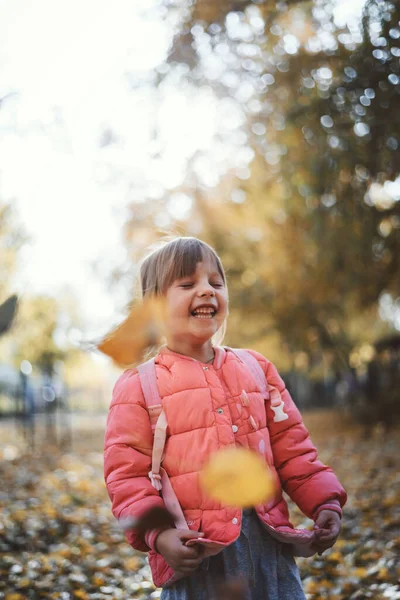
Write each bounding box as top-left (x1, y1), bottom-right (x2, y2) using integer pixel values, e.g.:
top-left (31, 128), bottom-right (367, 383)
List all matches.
top-left (179, 281), bottom-right (223, 288)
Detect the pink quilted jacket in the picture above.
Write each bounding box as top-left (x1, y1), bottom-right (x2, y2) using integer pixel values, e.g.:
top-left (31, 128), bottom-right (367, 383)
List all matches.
top-left (104, 346), bottom-right (346, 587)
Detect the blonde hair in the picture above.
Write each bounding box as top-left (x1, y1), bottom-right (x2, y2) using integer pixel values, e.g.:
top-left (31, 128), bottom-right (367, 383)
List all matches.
top-left (139, 236), bottom-right (227, 346)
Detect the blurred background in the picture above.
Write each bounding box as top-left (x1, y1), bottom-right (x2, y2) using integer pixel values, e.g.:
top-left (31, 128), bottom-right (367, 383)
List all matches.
top-left (1, 0), bottom-right (399, 431)
top-left (0, 0), bottom-right (399, 598)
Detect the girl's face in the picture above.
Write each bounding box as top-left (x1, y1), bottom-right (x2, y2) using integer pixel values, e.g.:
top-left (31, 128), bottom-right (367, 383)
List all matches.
top-left (164, 259), bottom-right (228, 348)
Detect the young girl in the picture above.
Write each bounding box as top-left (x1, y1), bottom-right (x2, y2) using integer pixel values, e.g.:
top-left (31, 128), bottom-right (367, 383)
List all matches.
top-left (104, 237), bottom-right (346, 599)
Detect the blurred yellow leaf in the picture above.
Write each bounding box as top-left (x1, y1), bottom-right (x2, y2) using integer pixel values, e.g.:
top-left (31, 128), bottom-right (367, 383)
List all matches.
top-left (97, 297), bottom-right (166, 367)
top-left (124, 557), bottom-right (141, 571)
top-left (376, 567), bottom-right (390, 581)
top-left (383, 495), bottom-right (397, 507)
top-left (12, 510), bottom-right (27, 522)
top-left (73, 591), bottom-right (88, 599)
top-left (353, 567), bottom-right (368, 578)
top-left (200, 447), bottom-right (276, 508)
top-left (43, 503), bottom-right (57, 518)
top-left (304, 579), bottom-right (319, 593)
top-left (327, 551), bottom-right (343, 562)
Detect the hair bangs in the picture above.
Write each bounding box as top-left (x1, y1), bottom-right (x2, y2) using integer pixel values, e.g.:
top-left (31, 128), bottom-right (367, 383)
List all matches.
top-left (164, 239), bottom-right (204, 290)
top-left (140, 237), bottom-right (226, 298)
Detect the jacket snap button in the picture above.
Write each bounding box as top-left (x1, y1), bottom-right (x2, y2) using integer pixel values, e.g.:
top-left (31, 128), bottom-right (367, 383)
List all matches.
top-left (232, 517), bottom-right (238, 525)
top-left (203, 366), bottom-right (209, 370)
top-left (232, 425), bottom-right (238, 433)
top-left (217, 408), bottom-right (223, 414)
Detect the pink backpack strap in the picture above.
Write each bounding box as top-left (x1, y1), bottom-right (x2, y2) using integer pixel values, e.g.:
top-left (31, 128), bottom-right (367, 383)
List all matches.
top-left (137, 359), bottom-right (160, 405)
top-left (137, 359), bottom-right (188, 531)
top-left (226, 347), bottom-right (288, 423)
top-left (226, 348), bottom-right (268, 397)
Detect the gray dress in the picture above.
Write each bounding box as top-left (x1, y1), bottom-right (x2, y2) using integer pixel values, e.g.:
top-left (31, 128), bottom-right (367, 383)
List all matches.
top-left (160, 509), bottom-right (306, 600)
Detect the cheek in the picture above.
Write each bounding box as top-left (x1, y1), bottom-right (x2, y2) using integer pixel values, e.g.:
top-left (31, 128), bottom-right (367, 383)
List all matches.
top-left (165, 298), bottom-right (189, 324)
top-left (164, 311), bottom-right (186, 335)
top-left (218, 294), bottom-right (229, 317)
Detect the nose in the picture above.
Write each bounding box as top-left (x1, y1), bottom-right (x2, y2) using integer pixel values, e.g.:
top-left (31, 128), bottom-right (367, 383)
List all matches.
top-left (198, 281), bottom-right (215, 297)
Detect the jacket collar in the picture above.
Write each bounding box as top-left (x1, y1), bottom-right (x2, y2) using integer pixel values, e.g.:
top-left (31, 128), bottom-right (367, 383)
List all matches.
top-left (158, 345), bottom-right (227, 370)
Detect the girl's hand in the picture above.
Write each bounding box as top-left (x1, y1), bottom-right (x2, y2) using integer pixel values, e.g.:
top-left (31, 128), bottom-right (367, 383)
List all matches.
top-left (155, 528), bottom-right (205, 574)
top-left (312, 509), bottom-right (341, 555)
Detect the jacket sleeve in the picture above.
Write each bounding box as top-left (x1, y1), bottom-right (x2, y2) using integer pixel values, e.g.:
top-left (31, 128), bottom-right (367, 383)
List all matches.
top-left (104, 369), bottom-right (167, 552)
top-left (248, 350), bottom-right (347, 520)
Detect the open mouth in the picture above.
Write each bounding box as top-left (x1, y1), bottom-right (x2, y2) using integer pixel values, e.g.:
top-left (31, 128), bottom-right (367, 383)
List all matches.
top-left (191, 308), bottom-right (217, 319)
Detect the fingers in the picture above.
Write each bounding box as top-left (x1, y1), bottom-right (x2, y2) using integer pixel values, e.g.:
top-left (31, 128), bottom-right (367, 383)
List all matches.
top-left (312, 521), bottom-right (340, 555)
top-left (181, 557), bottom-right (204, 567)
top-left (318, 532), bottom-right (339, 543)
top-left (315, 513), bottom-right (330, 527)
top-left (159, 529), bottom-right (205, 574)
top-left (177, 530), bottom-right (204, 559)
top-left (178, 529), bottom-right (205, 541)
top-left (178, 557), bottom-right (204, 573)
top-left (315, 510), bottom-right (341, 532)
top-left (315, 545), bottom-right (331, 556)
top-left (172, 552), bottom-right (204, 574)
top-left (312, 541), bottom-right (329, 555)
top-left (312, 533), bottom-right (339, 554)
top-left (179, 545), bottom-right (202, 560)
top-left (316, 529), bottom-right (337, 540)
top-left (315, 525), bottom-right (340, 542)
top-left (178, 564), bottom-right (201, 575)
top-left (174, 540), bottom-right (204, 573)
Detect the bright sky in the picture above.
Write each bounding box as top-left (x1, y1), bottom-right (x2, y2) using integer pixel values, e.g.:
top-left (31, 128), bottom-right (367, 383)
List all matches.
top-left (0, 0), bottom-right (369, 338)
top-left (0, 0), bottom-right (187, 334)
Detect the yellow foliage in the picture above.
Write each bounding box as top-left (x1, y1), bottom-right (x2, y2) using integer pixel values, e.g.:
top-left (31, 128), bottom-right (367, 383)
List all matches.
top-left (73, 591), bottom-right (88, 600)
top-left (42, 503), bottom-right (57, 519)
top-left (1, 410), bottom-right (399, 597)
top-left (304, 579), bottom-right (319, 593)
top-left (326, 551), bottom-right (343, 562)
top-left (12, 510), bottom-right (27, 522)
top-left (352, 567), bottom-right (368, 578)
top-left (376, 567), bottom-right (390, 581)
top-left (124, 557), bottom-right (141, 571)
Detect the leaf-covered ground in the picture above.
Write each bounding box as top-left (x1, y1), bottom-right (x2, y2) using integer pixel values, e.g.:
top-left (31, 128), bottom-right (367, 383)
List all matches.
top-left (0, 411), bottom-right (399, 600)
